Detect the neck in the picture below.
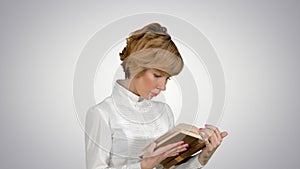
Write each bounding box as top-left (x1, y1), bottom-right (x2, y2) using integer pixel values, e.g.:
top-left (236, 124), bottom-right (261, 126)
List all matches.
top-left (118, 79), bottom-right (139, 96)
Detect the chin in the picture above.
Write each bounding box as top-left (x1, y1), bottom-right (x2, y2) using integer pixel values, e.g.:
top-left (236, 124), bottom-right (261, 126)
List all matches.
top-left (144, 95), bottom-right (153, 100)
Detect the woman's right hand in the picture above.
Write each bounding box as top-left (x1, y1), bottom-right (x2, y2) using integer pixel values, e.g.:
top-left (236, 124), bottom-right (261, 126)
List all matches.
top-left (140, 141), bottom-right (189, 169)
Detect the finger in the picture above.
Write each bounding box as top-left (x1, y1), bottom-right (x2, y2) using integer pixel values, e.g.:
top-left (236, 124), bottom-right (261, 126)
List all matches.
top-left (153, 141), bottom-right (184, 156)
top-left (168, 152), bottom-right (180, 157)
top-left (199, 128), bottom-right (210, 144)
top-left (204, 124), bottom-right (216, 130)
top-left (204, 124), bottom-right (218, 134)
top-left (203, 135), bottom-right (213, 152)
top-left (220, 131), bottom-right (228, 138)
top-left (164, 143), bottom-right (189, 157)
top-left (200, 128), bottom-right (219, 153)
top-left (208, 132), bottom-right (220, 148)
top-left (142, 142), bottom-right (157, 158)
top-left (208, 127), bottom-right (221, 142)
top-left (205, 124), bottom-right (223, 141)
top-left (148, 142), bottom-right (157, 152)
top-left (200, 128), bottom-right (213, 139)
top-left (211, 126), bottom-right (222, 141)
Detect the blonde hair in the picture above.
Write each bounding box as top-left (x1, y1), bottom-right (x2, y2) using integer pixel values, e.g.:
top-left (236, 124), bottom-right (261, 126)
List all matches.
top-left (119, 23), bottom-right (183, 78)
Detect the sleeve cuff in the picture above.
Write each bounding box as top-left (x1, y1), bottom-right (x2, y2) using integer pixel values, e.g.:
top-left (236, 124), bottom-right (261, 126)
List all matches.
top-left (130, 162), bottom-right (142, 169)
top-left (189, 156), bottom-right (204, 168)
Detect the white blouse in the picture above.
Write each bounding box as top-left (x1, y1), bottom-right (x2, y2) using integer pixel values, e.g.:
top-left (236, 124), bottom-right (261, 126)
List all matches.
top-left (85, 81), bottom-right (203, 169)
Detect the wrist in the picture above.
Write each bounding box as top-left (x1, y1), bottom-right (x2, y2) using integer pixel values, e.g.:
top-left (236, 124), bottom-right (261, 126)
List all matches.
top-left (198, 158), bottom-right (207, 166)
top-left (198, 154), bottom-right (211, 166)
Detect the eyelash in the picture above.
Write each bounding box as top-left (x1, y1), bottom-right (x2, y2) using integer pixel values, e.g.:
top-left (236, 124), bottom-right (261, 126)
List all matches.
top-left (154, 74), bottom-right (171, 80)
top-left (154, 74), bottom-right (162, 78)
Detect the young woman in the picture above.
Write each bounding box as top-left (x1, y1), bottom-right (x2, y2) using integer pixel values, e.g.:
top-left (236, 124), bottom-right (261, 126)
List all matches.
top-left (85, 23), bottom-right (228, 169)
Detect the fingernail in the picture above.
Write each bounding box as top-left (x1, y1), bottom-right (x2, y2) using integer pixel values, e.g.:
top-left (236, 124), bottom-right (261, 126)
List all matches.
top-left (183, 148), bottom-right (187, 151)
top-left (180, 141), bottom-right (185, 144)
top-left (184, 144), bottom-right (189, 147)
top-left (199, 128), bottom-right (205, 131)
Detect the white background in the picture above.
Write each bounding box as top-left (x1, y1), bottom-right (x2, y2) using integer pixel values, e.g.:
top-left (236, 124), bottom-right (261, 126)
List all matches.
top-left (1, 0), bottom-right (299, 168)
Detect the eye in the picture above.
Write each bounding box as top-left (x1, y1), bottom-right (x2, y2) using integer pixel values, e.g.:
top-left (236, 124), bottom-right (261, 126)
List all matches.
top-left (153, 73), bottom-right (162, 78)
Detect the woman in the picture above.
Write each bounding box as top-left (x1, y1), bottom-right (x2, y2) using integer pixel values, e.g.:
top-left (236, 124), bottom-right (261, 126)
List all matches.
top-left (85, 23), bottom-right (228, 169)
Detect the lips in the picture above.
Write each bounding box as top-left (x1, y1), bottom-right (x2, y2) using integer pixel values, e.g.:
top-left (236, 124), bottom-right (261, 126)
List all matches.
top-left (151, 92), bottom-right (158, 97)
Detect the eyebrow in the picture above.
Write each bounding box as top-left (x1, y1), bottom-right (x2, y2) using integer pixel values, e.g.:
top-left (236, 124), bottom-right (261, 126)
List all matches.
top-left (153, 69), bottom-right (170, 77)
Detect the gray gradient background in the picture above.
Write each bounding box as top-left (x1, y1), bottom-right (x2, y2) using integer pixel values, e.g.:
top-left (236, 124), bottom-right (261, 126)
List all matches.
top-left (1, 0), bottom-right (299, 169)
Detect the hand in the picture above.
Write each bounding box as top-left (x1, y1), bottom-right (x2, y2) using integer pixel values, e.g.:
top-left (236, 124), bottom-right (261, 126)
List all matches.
top-left (198, 124), bottom-right (228, 166)
top-left (141, 141), bottom-right (189, 169)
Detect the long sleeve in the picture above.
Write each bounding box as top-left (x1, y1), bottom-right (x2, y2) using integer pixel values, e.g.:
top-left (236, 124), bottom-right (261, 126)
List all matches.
top-left (85, 81), bottom-right (200, 169)
top-left (85, 105), bottom-right (142, 169)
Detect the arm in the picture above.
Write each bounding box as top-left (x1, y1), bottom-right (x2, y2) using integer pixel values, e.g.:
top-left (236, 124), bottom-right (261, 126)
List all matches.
top-left (85, 106), bottom-right (142, 169)
top-left (85, 104), bottom-right (189, 169)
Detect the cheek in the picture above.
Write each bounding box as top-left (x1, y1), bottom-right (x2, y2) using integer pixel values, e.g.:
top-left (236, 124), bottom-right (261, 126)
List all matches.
top-left (143, 76), bottom-right (157, 89)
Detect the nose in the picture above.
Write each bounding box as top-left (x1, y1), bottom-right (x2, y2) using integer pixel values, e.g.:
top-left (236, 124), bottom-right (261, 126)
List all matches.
top-left (157, 78), bottom-right (167, 91)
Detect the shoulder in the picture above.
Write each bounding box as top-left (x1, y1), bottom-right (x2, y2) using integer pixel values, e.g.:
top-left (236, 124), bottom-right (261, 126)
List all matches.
top-left (151, 100), bottom-right (174, 125)
top-left (86, 96), bottom-right (114, 121)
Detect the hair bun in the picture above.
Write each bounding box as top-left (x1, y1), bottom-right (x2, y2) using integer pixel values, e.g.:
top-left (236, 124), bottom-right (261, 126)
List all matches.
top-left (132, 23), bottom-right (168, 36)
top-left (146, 23), bottom-right (167, 34)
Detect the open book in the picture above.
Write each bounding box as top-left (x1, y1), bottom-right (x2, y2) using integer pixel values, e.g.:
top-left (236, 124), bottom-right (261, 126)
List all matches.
top-left (141, 123), bottom-right (206, 169)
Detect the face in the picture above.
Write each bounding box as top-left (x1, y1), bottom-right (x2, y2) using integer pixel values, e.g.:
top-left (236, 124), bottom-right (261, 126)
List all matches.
top-left (129, 69), bottom-right (170, 100)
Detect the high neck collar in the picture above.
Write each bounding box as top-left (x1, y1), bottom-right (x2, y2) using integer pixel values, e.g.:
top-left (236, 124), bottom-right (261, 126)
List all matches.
top-left (115, 80), bottom-right (144, 103)
top-left (111, 80), bottom-right (166, 124)
top-left (112, 80), bottom-right (152, 112)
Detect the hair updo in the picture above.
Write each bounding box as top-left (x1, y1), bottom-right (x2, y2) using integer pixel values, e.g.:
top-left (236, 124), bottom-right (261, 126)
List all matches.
top-left (119, 23), bottom-right (184, 79)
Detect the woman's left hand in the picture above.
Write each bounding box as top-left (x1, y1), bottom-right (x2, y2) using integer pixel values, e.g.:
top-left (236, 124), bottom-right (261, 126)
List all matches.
top-left (198, 124), bottom-right (228, 166)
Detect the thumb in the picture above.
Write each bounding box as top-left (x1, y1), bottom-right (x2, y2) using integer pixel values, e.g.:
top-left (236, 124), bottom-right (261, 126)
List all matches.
top-left (148, 142), bottom-right (157, 153)
top-left (144, 142), bottom-right (157, 157)
top-left (220, 131), bottom-right (228, 138)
